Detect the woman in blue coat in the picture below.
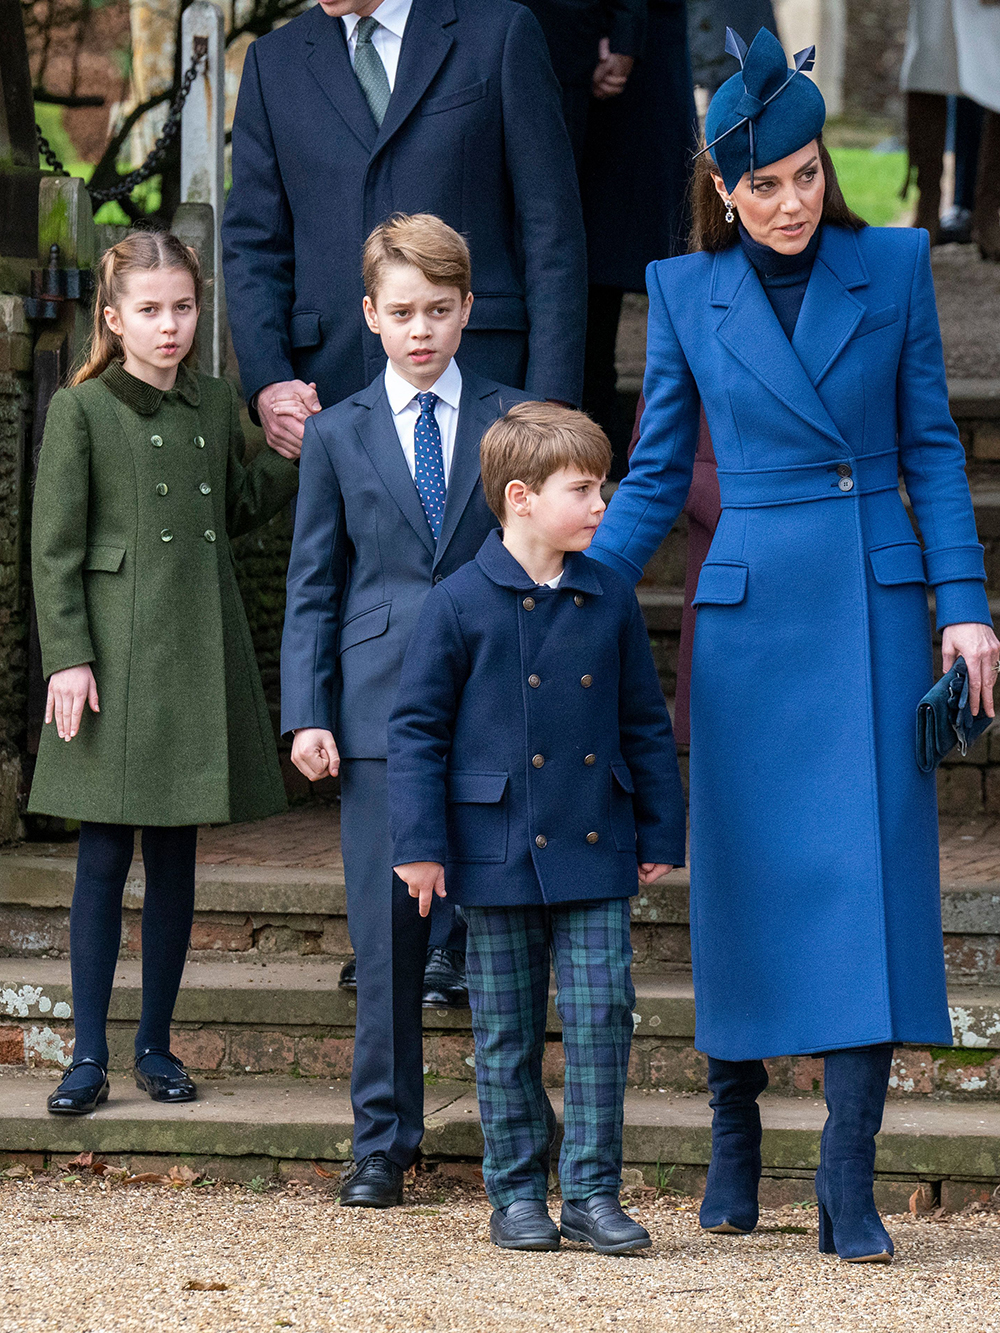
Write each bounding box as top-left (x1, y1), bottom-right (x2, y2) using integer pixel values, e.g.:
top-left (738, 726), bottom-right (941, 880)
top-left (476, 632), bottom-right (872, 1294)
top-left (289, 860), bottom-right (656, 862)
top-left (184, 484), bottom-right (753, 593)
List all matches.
top-left (587, 28), bottom-right (999, 1263)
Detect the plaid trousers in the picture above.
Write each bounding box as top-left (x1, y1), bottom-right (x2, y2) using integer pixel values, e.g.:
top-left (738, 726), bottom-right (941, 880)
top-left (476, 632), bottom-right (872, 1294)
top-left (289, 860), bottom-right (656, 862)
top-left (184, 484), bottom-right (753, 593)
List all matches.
top-left (463, 897), bottom-right (635, 1208)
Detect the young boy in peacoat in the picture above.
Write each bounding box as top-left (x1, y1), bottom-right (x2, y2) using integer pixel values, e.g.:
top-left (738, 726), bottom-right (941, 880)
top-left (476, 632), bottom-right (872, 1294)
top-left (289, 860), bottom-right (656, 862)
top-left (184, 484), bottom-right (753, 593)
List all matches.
top-left (388, 403), bottom-right (686, 1253)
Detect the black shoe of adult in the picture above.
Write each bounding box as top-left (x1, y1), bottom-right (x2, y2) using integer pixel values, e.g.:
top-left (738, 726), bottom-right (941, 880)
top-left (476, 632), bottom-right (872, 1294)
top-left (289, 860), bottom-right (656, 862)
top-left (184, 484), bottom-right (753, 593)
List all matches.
top-left (134, 1049), bottom-right (197, 1103)
top-left (338, 956), bottom-right (357, 990)
top-left (490, 1199), bottom-right (561, 1251)
top-left (560, 1196), bottom-right (652, 1255)
top-left (46, 1059), bottom-right (110, 1116)
top-left (422, 948), bottom-right (469, 1009)
top-left (339, 1153), bottom-right (404, 1208)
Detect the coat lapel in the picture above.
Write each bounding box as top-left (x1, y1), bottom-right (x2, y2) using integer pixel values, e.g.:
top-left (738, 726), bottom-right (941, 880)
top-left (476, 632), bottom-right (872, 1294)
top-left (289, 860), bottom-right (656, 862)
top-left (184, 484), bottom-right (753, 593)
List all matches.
top-left (433, 377), bottom-right (495, 570)
top-left (372, 0), bottom-right (455, 158)
top-left (353, 382), bottom-right (435, 556)
top-left (304, 6), bottom-right (378, 154)
top-left (792, 227), bottom-right (869, 387)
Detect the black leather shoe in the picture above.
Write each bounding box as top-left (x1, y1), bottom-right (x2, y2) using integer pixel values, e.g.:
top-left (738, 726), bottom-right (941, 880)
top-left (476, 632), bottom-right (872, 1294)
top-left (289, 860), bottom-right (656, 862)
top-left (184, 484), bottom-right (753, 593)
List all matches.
top-left (134, 1049), bottom-right (197, 1103)
top-left (338, 956), bottom-right (357, 990)
top-left (46, 1059), bottom-right (110, 1116)
top-left (560, 1196), bottom-right (652, 1254)
top-left (490, 1199), bottom-right (561, 1251)
top-left (339, 1153), bottom-right (404, 1208)
top-left (422, 948), bottom-right (469, 1009)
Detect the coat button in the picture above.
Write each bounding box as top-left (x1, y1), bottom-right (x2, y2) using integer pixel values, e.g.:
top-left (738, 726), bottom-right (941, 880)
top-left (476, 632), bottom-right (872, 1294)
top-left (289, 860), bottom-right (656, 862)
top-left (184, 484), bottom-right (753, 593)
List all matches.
top-left (535, 834), bottom-right (547, 849)
top-left (581, 674), bottom-right (593, 687)
top-left (528, 674), bottom-right (541, 688)
top-left (838, 477), bottom-right (854, 492)
top-left (433, 575), bottom-right (444, 585)
top-left (584, 753), bottom-right (596, 765)
top-left (837, 463), bottom-right (853, 478)
top-left (522, 596), bottom-right (535, 611)
top-left (155, 483), bottom-right (168, 496)
top-left (586, 831), bottom-right (599, 844)
top-left (204, 529), bottom-right (217, 542)
top-left (199, 482), bottom-right (212, 495)
top-left (194, 436), bottom-right (206, 448)
top-left (160, 529), bottom-right (173, 542)
top-left (574, 594), bottom-right (584, 607)
top-left (150, 434), bottom-right (163, 447)
top-left (532, 754), bottom-right (545, 768)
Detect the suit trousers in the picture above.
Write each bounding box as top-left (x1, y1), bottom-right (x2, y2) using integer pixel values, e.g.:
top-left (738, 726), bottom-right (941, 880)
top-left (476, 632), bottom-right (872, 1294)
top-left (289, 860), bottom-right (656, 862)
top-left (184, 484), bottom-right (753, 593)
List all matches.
top-left (340, 759), bottom-right (432, 1166)
top-left (464, 897), bottom-right (635, 1208)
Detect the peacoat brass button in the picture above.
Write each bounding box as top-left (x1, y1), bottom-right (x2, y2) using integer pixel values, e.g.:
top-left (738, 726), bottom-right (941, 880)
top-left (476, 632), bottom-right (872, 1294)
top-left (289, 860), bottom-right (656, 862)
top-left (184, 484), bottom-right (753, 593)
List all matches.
top-left (586, 831), bottom-right (599, 844)
top-left (574, 594), bottom-right (585, 607)
top-left (584, 753), bottom-right (596, 765)
top-left (199, 482), bottom-right (212, 495)
top-left (160, 529), bottom-right (173, 542)
top-left (837, 464), bottom-right (853, 478)
top-left (522, 596), bottom-right (536, 611)
top-left (532, 754), bottom-right (545, 768)
top-left (194, 435), bottom-right (206, 448)
top-left (155, 483), bottom-right (168, 496)
top-left (528, 674), bottom-right (541, 688)
top-left (535, 834), bottom-right (547, 849)
top-left (581, 674), bottom-right (593, 687)
top-left (150, 434), bottom-right (163, 448)
top-left (204, 529), bottom-right (217, 542)
top-left (838, 477), bottom-right (854, 492)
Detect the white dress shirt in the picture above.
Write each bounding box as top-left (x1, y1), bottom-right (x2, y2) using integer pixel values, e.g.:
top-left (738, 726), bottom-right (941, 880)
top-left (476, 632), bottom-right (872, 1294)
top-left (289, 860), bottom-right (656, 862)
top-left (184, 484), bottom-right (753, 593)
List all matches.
top-left (539, 572), bottom-right (564, 588)
top-left (384, 358), bottom-right (463, 484)
top-left (341, 0), bottom-right (413, 91)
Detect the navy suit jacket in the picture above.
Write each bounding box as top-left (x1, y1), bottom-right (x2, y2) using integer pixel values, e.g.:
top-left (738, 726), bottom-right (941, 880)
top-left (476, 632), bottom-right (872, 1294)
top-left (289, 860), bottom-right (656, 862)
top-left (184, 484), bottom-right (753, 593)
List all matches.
top-left (222, 0), bottom-right (587, 410)
top-left (388, 531), bottom-right (686, 906)
top-left (280, 370), bottom-right (530, 756)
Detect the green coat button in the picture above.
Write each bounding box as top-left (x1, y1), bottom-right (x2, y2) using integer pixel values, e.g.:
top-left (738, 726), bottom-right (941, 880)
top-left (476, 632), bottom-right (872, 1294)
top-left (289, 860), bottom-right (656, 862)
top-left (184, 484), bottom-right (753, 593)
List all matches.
top-left (151, 435), bottom-right (163, 448)
top-left (204, 529), bottom-right (217, 543)
top-left (194, 436), bottom-right (206, 448)
top-left (156, 483), bottom-right (168, 496)
top-left (160, 529), bottom-right (173, 542)
top-left (199, 482), bottom-right (212, 495)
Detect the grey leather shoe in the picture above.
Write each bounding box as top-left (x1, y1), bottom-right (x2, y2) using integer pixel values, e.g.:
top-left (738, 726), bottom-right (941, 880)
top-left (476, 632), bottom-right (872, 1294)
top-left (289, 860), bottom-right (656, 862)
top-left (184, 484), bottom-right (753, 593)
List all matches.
top-left (560, 1196), bottom-right (652, 1254)
top-left (490, 1199), bottom-right (561, 1251)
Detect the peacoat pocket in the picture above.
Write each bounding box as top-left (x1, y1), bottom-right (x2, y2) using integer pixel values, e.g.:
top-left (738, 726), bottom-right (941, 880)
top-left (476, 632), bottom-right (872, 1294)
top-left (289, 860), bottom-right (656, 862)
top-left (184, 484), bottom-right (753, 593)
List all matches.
top-left (692, 561), bottom-right (748, 607)
top-left (609, 761), bottom-right (637, 852)
top-left (868, 542), bottom-right (927, 586)
top-left (446, 770), bottom-right (509, 864)
top-left (83, 544), bottom-right (126, 573)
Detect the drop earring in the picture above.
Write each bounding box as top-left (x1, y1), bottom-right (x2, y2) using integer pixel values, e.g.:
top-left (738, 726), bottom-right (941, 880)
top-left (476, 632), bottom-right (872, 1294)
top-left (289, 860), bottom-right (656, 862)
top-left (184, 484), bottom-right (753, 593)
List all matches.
top-left (725, 200), bottom-right (735, 224)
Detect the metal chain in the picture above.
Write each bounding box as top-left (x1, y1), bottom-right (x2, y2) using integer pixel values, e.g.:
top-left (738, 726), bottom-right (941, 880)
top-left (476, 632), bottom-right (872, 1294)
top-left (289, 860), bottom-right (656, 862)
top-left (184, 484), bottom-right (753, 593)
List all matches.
top-left (35, 49), bottom-right (206, 205)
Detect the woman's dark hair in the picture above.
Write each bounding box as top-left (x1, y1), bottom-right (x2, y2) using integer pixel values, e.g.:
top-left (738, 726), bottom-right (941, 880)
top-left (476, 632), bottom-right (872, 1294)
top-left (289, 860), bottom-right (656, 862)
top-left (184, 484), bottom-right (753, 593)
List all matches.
top-left (688, 134), bottom-right (867, 253)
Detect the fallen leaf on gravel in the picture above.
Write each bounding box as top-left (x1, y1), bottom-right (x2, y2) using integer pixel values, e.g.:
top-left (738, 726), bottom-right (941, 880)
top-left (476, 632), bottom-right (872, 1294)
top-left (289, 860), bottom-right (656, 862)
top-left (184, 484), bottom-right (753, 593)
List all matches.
top-left (167, 1165), bottom-right (201, 1185)
top-left (126, 1172), bottom-right (172, 1185)
top-left (910, 1184), bottom-right (937, 1215)
top-left (312, 1163), bottom-right (338, 1179)
top-left (1, 1165), bottom-right (31, 1179)
top-left (184, 1280), bottom-right (229, 1291)
top-left (66, 1152), bottom-right (97, 1170)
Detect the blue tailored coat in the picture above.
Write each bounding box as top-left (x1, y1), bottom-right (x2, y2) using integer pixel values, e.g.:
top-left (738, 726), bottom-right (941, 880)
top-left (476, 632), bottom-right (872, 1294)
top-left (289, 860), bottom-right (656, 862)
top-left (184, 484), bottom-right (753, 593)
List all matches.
top-left (387, 530), bottom-right (687, 906)
top-left (280, 371), bottom-right (529, 753)
top-left (222, 0), bottom-right (587, 412)
top-left (588, 224), bottom-right (991, 1061)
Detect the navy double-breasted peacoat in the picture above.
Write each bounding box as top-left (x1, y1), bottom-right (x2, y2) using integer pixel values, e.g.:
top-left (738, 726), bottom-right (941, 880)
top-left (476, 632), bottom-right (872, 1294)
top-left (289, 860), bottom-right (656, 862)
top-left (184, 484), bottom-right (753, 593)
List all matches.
top-left (388, 530), bottom-right (687, 906)
top-left (589, 224), bottom-right (990, 1061)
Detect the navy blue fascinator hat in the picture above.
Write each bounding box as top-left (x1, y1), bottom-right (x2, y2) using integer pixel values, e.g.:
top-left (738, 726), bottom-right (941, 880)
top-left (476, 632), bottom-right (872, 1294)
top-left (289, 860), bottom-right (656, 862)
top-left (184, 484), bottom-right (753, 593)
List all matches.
top-left (701, 27), bottom-right (826, 193)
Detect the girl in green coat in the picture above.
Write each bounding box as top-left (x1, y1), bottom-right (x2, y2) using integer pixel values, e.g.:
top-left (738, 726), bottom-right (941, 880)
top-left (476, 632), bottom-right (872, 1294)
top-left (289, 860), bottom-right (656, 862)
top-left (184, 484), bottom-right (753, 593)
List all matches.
top-left (29, 230), bottom-right (299, 1115)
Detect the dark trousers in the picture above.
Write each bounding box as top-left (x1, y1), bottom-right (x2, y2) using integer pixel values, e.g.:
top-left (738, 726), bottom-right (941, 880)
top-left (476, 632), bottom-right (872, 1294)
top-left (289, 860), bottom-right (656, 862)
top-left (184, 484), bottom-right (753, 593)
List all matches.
top-left (339, 759), bottom-right (432, 1166)
top-left (464, 897), bottom-right (634, 1208)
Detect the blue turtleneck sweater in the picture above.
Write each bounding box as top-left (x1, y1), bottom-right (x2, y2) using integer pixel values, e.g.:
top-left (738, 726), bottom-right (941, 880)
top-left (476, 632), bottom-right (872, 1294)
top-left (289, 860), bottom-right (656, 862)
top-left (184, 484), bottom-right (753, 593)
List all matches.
top-left (738, 221), bottom-right (822, 341)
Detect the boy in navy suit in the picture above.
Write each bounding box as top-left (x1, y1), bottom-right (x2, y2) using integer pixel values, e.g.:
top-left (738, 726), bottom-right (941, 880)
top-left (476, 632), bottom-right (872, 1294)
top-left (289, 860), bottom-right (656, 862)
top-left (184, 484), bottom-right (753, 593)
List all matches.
top-left (281, 215), bottom-right (528, 1207)
top-left (388, 403), bottom-right (686, 1252)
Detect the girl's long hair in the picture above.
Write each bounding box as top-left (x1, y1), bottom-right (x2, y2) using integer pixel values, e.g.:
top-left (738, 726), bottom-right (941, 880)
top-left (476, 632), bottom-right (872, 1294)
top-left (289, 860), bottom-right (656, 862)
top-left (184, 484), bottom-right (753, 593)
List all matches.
top-left (688, 134), bottom-right (867, 253)
top-left (72, 229), bottom-right (203, 385)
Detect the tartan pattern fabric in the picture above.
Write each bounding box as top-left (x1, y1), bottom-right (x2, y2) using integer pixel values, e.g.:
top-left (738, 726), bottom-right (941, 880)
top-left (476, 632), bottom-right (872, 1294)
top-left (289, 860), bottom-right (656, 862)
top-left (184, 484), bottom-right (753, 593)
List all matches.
top-left (464, 898), bottom-right (635, 1208)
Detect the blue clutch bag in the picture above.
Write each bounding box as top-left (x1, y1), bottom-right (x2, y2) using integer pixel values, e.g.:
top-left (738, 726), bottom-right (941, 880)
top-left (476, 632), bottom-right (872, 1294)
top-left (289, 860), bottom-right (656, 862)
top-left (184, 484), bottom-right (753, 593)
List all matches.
top-left (916, 657), bottom-right (993, 773)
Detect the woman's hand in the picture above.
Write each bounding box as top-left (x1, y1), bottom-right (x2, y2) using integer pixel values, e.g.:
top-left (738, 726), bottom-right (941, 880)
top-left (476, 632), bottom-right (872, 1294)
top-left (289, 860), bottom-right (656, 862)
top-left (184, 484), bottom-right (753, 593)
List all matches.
top-left (941, 622), bottom-right (1000, 718)
top-left (45, 665), bottom-right (99, 741)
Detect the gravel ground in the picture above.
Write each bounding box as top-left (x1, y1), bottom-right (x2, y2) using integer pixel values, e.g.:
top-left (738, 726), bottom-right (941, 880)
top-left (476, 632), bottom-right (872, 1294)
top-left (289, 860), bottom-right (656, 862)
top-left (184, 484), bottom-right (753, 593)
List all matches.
top-left (1, 1172), bottom-right (999, 1333)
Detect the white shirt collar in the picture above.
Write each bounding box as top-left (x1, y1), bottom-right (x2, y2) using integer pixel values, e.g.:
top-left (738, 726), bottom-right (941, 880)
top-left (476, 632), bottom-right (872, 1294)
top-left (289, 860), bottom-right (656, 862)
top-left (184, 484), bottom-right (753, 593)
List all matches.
top-left (342, 0), bottom-right (412, 42)
top-left (384, 358), bottom-right (463, 416)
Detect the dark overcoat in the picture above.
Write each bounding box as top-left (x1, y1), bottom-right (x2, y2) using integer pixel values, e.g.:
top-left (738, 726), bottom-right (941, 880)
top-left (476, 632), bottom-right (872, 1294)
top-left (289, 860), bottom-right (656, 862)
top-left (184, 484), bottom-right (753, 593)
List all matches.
top-left (222, 0), bottom-right (587, 410)
top-left (28, 362), bottom-right (299, 827)
top-left (387, 531), bottom-right (686, 906)
top-left (589, 225), bottom-right (990, 1060)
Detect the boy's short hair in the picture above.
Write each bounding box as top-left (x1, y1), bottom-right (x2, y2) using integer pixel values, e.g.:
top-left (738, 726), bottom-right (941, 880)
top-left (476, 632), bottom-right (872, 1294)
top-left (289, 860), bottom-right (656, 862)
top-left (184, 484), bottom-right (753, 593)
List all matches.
top-left (363, 213), bottom-right (472, 301)
top-left (479, 402), bottom-right (612, 522)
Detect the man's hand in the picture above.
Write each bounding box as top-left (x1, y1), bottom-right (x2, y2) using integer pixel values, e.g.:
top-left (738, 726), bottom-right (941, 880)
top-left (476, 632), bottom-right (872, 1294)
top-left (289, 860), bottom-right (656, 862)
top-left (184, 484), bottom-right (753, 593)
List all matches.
top-left (46, 665), bottom-right (99, 741)
top-left (592, 37), bottom-right (634, 99)
top-left (257, 380), bottom-right (322, 460)
top-left (291, 728), bottom-right (340, 780)
top-left (942, 622), bottom-right (1000, 718)
top-left (638, 863), bottom-right (672, 885)
top-left (394, 861), bottom-right (447, 917)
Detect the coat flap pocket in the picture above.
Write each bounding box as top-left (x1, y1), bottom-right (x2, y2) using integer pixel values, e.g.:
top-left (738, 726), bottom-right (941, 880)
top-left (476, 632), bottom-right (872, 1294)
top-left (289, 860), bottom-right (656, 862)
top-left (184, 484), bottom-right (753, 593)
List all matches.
top-left (868, 542), bottom-right (926, 586)
top-left (84, 544), bottom-right (126, 573)
top-left (466, 294), bottom-right (529, 331)
top-left (420, 78), bottom-right (488, 115)
top-left (610, 761), bottom-right (635, 794)
top-left (447, 771), bottom-right (509, 804)
top-left (290, 310), bottom-right (322, 349)
top-left (851, 304), bottom-right (899, 340)
top-left (339, 601), bottom-right (390, 652)
top-left (692, 561), bottom-right (748, 606)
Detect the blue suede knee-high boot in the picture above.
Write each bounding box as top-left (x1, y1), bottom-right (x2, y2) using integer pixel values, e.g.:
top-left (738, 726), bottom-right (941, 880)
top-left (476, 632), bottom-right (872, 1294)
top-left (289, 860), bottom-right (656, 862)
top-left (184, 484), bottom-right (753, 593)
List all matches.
top-left (815, 1044), bottom-right (894, 1263)
top-left (700, 1057), bottom-right (769, 1234)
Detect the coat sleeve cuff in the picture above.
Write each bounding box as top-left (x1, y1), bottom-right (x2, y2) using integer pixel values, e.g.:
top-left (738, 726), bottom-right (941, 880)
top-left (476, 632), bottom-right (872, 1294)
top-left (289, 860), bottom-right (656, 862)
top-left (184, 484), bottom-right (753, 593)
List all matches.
top-left (934, 580), bottom-right (993, 632)
top-left (41, 642), bottom-right (96, 679)
top-left (585, 542), bottom-right (644, 585)
top-left (924, 544), bottom-right (987, 586)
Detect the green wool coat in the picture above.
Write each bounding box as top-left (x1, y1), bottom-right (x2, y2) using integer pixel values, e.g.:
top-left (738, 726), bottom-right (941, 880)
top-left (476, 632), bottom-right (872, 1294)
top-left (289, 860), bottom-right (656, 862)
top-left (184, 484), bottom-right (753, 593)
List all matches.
top-left (28, 361), bottom-right (300, 826)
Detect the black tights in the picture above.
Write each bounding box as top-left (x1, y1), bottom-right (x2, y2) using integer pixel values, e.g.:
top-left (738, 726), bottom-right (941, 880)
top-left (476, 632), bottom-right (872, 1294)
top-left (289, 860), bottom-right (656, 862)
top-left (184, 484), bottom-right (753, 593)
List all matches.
top-left (62, 822), bottom-right (197, 1089)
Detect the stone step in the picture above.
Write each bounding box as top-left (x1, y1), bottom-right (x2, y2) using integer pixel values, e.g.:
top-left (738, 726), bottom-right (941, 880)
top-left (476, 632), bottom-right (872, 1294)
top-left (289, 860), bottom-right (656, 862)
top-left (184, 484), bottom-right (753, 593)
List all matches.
top-left (2, 1071), bottom-right (997, 1203)
top-left (3, 959), bottom-right (998, 1099)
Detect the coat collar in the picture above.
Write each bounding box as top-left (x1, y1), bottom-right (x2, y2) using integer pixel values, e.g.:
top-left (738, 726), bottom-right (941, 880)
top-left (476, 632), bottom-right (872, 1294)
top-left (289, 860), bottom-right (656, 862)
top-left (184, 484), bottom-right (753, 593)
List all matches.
top-left (100, 360), bottom-right (201, 415)
top-left (475, 529), bottom-right (605, 596)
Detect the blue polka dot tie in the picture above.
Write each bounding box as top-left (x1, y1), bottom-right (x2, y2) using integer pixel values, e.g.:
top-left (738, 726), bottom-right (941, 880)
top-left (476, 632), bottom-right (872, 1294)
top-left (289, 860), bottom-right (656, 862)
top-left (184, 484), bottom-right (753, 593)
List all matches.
top-left (413, 391), bottom-right (446, 542)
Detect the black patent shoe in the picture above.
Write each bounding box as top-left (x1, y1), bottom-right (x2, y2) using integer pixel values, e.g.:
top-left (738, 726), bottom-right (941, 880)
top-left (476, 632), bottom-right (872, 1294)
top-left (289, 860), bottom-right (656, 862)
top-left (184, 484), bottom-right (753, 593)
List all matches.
top-left (47, 1059), bottom-right (110, 1116)
top-left (134, 1048), bottom-right (197, 1103)
top-left (560, 1196), bottom-right (652, 1254)
top-left (338, 956), bottom-right (357, 990)
top-left (490, 1199), bottom-right (561, 1251)
top-left (422, 947), bottom-right (469, 1009)
top-left (339, 1152), bottom-right (404, 1208)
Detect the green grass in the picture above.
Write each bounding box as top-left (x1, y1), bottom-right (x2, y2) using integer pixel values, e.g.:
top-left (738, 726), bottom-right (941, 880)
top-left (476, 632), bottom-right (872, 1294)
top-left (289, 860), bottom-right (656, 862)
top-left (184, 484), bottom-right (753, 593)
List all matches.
top-left (33, 100), bottom-right (163, 225)
top-left (828, 146), bottom-right (908, 228)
